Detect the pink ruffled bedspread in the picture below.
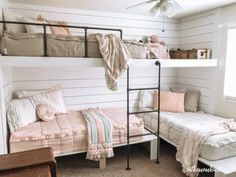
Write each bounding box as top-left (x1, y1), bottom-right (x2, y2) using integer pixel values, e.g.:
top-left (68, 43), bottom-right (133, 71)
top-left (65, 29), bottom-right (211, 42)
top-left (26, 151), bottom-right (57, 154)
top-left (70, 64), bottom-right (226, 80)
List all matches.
top-left (10, 108), bottom-right (144, 156)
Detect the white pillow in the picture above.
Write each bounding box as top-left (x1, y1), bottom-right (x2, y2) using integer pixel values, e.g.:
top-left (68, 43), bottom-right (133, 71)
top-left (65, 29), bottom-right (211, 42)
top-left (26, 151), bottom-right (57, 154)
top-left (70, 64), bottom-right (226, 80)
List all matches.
top-left (139, 90), bottom-right (154, 110)
top-left (15, 90), bottom-right (41, 99)
top-left (7, 98), bottom-right (37, 133)
top-left (22, 17), bottom-right (51, 34)
top-left (3, 9), bottom-right (26, 33)
top-left (15, 85), bottom-right (59, 99)
top-left (28, 85), bottom-right (67, 114)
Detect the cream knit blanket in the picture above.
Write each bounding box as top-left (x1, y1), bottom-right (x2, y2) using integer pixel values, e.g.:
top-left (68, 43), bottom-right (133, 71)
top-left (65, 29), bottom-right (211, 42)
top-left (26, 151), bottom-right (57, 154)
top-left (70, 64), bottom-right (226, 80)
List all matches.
top-left (176, 119), bottom-right (236, 177)
top-left (96, 34), bottom-right (131, 91)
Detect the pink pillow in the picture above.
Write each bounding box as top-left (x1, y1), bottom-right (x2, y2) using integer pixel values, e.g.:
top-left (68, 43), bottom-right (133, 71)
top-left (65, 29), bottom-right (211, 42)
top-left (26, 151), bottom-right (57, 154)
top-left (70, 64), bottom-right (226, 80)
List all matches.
top-left (153, 90), bottom-right (185, 113)
top-left (49, 21), bottom-right (71, 36)
top-left (37, 15), bottom-right (71, 36)
top-left (36, 104), bottom-right (55, 121)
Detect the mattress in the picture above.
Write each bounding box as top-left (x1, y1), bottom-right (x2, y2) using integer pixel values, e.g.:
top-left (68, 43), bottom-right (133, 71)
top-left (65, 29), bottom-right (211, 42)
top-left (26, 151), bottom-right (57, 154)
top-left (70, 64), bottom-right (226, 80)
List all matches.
top-left (10, 108), bottom-right (144, 156)
top-left (1, 32), bottom-right (147, 58)
top-left (1, 32), bottom-right (101, 58)
top-left (143, 111), bottom-right (236, 161)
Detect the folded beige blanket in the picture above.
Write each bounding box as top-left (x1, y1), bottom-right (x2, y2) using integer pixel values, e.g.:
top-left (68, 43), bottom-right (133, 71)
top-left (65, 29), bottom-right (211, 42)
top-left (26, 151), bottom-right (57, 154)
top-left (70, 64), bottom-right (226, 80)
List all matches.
top-left (96, 34), bottom-right (131, 91)
top-left (176, 119), bottom-right (236, 177)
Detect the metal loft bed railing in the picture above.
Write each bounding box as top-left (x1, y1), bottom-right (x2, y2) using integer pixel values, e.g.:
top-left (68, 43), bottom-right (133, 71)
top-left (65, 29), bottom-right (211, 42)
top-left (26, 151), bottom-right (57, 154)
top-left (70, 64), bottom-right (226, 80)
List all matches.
top-left (0, 21), bottom-right (161, 170)
top-left (126, 61), bottom-right (161, 170)
top-left (0, 21), bottom-right (123, 57)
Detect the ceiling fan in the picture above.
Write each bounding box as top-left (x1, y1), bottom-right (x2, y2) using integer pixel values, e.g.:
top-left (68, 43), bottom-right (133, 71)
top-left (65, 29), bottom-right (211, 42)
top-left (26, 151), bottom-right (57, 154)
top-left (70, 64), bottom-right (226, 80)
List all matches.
top-left (126, 0), bottom-right (182, 18)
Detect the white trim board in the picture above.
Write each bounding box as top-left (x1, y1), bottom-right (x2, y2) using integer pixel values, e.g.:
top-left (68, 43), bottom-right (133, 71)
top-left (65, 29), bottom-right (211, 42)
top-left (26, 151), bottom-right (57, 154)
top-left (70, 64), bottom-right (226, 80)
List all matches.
top-left (0, 57), bottom-right (217, 68)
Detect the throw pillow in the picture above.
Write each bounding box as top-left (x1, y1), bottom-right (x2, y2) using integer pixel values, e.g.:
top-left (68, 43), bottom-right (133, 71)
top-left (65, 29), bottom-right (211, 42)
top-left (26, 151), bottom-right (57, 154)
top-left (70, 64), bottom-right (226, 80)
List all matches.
top-left (170, 87), bottom-right (200, 112)
top-left (29, 85), bottom-right (67, 114)
top-left (22, 16), bottom-right (51, 34)
top-left (6, 98), bottom-right (37, 133)
top-left (153, 90), bottom-right (185, 113)
top-left (36, 104), bottom-right (55, 121)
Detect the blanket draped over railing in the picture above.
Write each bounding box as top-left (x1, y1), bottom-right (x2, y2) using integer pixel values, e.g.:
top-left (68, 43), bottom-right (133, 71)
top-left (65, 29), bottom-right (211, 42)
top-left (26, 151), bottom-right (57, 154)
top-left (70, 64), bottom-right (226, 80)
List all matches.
top-left (82, 108), bottom-right (114, 161)
top-left (96, 34), bottom-right (131, 91)
top-left (176, 119), bottom-right (236, 177)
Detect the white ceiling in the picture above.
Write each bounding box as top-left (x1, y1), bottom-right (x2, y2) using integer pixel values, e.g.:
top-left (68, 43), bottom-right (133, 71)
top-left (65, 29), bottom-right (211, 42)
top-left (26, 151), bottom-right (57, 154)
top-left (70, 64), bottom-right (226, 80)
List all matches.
top-left (8, 0), bottom-right (236, 18)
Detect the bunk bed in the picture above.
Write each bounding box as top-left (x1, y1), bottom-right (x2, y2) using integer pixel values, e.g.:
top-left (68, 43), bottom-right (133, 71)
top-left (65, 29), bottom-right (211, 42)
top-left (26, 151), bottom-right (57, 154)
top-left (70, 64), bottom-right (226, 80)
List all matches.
top-left (0, 20), bottom-right (160, 170)
top-left (138, 90), bottom-right (236, 177)
top-left (0, 18), bottom-right (233, 177)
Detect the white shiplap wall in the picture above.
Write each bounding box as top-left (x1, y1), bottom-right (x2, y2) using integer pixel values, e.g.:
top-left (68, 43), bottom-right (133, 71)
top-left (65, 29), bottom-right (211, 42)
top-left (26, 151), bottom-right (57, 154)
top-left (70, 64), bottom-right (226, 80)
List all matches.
top-left (176, 68), bottom-right (216, 113)
top-left (8, 3), bottom-right (179, 48)
top-left (12, 67), bottom-right (176, 111)
top-left (4, 3), bottom-right (179, 111)
top-left (5, 3), bottom-right (220, 112)
top-left (179, 9), bottom-right (216, 50)
top-left (0, 68), bottom-right (12, 154)
top-left (177, 9), bottom-right (218, 113)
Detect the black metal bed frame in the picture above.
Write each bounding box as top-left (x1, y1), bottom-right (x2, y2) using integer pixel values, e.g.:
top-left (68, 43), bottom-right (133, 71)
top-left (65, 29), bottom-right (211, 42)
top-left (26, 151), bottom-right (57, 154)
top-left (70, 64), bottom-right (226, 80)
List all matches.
top-left (0, 21), bottom-right (123, 57)
top-left (1, 20), bottom-right (161, 170)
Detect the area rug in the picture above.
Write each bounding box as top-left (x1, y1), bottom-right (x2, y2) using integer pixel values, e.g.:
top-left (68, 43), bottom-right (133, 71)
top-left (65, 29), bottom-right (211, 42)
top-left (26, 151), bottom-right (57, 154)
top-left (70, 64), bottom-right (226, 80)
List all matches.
top-left (57, 141), bottom-right (213, 177)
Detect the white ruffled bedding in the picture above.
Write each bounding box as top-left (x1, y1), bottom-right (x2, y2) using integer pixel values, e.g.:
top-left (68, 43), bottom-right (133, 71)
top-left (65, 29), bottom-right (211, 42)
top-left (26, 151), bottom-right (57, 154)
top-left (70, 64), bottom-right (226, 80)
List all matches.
top-left (143, 111), bottom-right (236, 160)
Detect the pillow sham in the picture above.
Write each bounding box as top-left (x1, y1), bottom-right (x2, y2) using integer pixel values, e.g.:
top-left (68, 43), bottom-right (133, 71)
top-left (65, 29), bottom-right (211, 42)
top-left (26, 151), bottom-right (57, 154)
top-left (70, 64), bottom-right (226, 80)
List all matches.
top-left (3, 9), bottom-right (26, 33)
top-left (48, 21), bottom-right (71, 36)
top-left (22, 16), bottom-right (51, 34)
top-left (36, 104), bottom-right (55, 121)
top-left (15, 85), bottom-right (60, 99)
top-left (28, 85), bottom-right (67, 114)
top-left (170, 87), bottom-right (200, 112)
top-left (184, 90), bottom-right (200, 112)
top-left (37, 15), bottom-right (71, 36)
top-left (6, 98), bottom-right (37, 133)
top-left (139, 90), bottom-right (154, 109)
top-left (15, 90), bottom-right (41, 99)
top-left (153, 90), bottom-right (185, 113)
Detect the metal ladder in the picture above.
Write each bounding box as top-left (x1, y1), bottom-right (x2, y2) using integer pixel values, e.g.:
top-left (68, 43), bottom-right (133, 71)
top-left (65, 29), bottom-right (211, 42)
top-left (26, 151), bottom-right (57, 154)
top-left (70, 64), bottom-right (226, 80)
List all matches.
top-left (126, 60), bottom-right (161, 170)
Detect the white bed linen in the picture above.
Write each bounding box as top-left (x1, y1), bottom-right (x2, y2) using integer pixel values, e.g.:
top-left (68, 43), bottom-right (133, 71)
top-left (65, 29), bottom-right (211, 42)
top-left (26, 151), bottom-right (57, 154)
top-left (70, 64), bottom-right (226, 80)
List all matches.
top-left (143, 111), bottom-right (236, 161)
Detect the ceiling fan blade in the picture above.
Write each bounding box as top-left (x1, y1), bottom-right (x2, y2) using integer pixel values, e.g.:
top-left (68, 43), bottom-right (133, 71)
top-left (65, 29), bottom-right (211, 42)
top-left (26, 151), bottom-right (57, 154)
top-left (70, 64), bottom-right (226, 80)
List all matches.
top-left (168, 0), bottom-right (182, 18)
top-left (126, 0), bottom-right (160, 9)
top-left (149, 4), bottom-right (161, 17)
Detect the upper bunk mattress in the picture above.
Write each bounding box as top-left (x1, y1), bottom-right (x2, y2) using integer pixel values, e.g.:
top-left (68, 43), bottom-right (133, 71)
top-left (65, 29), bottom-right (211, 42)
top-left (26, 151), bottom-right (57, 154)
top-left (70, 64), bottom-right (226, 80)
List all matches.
top-left (1, 32), bottom-right (147, 58)
top-left (1, 32), bottom-right (101, 57)
top-left (10, 108), bottom-right (144, 156)
top-left (143, 111), bottom-right (236, 161)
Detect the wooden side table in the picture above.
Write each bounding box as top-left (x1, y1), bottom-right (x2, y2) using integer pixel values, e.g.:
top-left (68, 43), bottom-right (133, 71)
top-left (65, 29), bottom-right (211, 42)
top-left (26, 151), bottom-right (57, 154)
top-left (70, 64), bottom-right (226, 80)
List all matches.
top-left (0, 147), bottom-right (57, 177)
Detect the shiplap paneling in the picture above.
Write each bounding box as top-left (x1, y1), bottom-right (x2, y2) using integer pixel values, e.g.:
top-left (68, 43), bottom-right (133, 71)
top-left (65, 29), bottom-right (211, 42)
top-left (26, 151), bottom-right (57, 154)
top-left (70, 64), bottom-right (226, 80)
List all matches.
top-left (0, 68), bottom-right (12, 154)
top-left (179, 10), bottom-right (216, 50)
top-left (176, 9), bottom-right (218, 113)
top-left (12, 67), bottom-right (177, 110)
top-left (2, 68), bottom-right (13, 103)
top-left (8, 3), bottom-right (179, 48)
top-left (176, 67), bottom-right (216, 113)
top-left (5, 3), bottom-right (179, 111)
top-left (6, 3), bottom-right (219, 114)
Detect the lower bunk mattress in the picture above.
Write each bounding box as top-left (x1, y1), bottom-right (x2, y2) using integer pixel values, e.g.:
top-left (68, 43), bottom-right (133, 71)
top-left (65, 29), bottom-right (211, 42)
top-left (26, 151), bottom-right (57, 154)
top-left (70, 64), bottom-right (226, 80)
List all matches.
top-left (142, 111), bottom-right (236, 161)
top-left (10, 108), bottom-right (144, 156)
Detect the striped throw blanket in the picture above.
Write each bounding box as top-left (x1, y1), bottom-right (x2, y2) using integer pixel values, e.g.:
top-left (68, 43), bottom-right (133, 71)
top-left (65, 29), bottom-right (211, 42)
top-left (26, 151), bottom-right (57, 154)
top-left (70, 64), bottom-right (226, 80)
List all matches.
top-left (82, 108), bottom-right (114, 161)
